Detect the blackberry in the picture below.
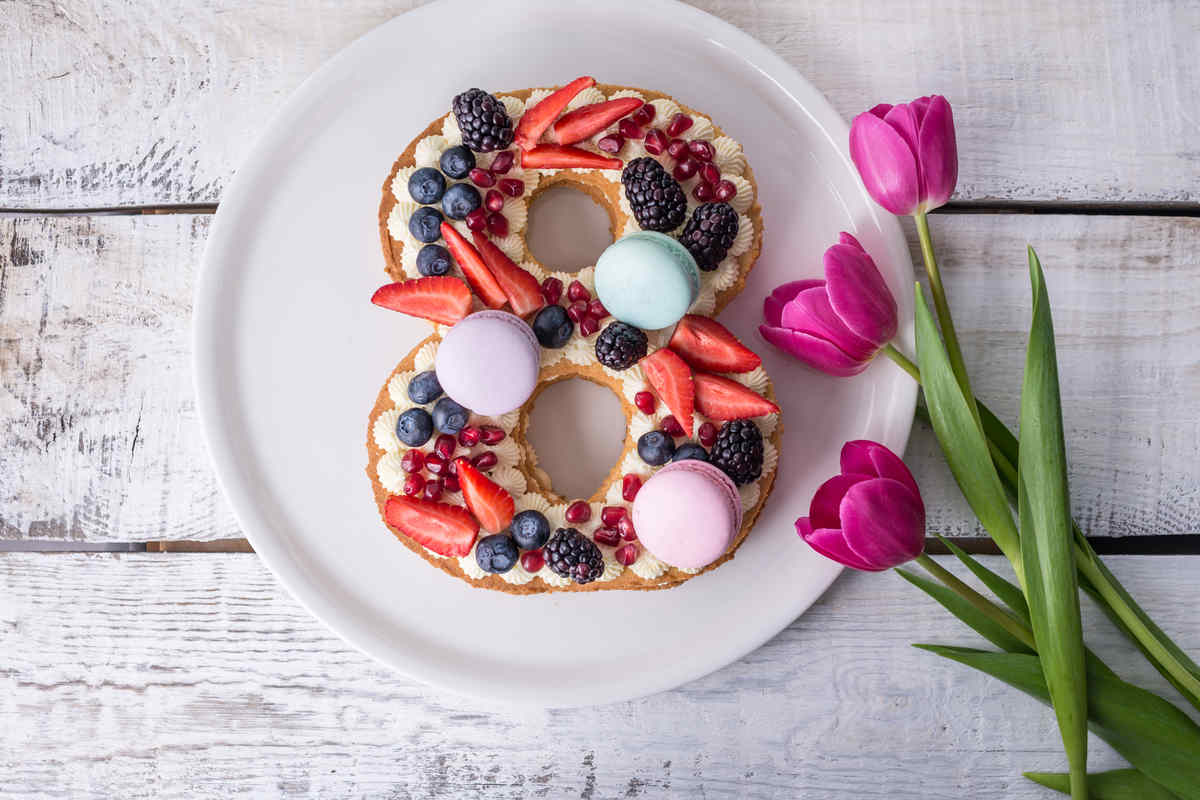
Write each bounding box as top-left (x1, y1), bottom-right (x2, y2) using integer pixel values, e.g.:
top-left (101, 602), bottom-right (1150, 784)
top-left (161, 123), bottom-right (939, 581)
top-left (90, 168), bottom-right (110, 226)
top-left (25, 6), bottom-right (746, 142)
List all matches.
top-left (710, 420), bottom-right (763, 486)
top-left (452, 88), bottom-right (513, 153)
top-left (621, 157), bottom-right (687, 232)
top-left (679, 202), bottom-right (739, 271)
top-left (594, 321), bottom-right (648, 370)
top-left (545, 528), bottom-right (606, 584)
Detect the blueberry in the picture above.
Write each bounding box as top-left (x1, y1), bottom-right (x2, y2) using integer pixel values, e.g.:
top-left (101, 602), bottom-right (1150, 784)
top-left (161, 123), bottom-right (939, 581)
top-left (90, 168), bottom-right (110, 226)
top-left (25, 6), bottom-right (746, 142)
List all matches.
top-left (532, 305), bottom-right (573, 349)
top-left (510, 510), bottom-right (551, 550)
top-left (396, 407), bottom-right (434, 447)
top-left (637, 430), bottom-right (676, 466)
top-left (416, 244), bottom-right (452, 277)
top-left (672, 443), bottom-right (709, 463)
top-left (441, 183), bottom-right (481, 220)
top-left (432, 396), bottom-right (470, 434)
top-left (475, 533), bottom-right (519, 574)
top-left (407, 370), bottom-right (443, 404)
top-left (440, 145), bottom-right (476, 179)
top-left (408, 167), bottom-right (446, 204)
top-left (408, 206), bottom-right (444, 243)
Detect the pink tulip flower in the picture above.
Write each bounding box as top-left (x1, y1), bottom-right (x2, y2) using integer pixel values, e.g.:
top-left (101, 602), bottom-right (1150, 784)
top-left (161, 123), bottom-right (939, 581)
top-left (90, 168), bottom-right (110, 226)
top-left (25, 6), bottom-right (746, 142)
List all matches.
top-left (796, 440), bottom-right (925, 571)
top-left (759, 232), bottom-right (897, 376)
top-left (849, 95), bottom-right (957, 216)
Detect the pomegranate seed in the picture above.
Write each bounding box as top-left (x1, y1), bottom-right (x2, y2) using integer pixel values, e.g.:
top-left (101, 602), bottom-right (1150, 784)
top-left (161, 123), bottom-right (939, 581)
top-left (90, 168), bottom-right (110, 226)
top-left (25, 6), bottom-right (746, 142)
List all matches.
top-left (423, 478), bottom-right (444, 501)
top-left (435, 434), bottom-right (456, 460)
top-left (634, 391), bottom-right (656, 414)
top-left (601, 506), bottom-right (626, 527)
top-left (621, 474), bottom-right (642, 502)
top-left (618, 118), bottom-right (642, 140)
top-left (450, 456), bottom-right (469, 476)
top-left (587, 299), bottom-right (608, 319)
top-left (424, 453), bottom-right (446, 475)
top-left (631, 103), bottom-right (656, 127)
top-left (693, 182), bottom-right (714, 202)
top-left (465, 208), bottom-right (488, 232)
top-left (400, 450), bottom-right (425, 473)
top-left (566, 300), bottom-right (587, 323)
top-left (597, 134), bottom-right (624, 154)
top-left (472, 451), bottom-right (498, 470)
top-left (666, 138), bottom-right (688, 159)
top-left (672, 158), bottom-right (697, 181)
top-left (700, 163), bottom-right (721, 185)
top-left (688, 139), bottom-right (714, 162)
top-left (567, 280), bottom-right (591, 302)
top-left (521, 549), bottom-right (545, 573)
top-left (442, 474), bottom-right (460, 493)
top-left (487, 212), bottom-right (508, 237)
top-left (541, 276), bottom-right (563, 305)
top-left (594, 527), bottom-right (621, 547)
top-left (660, 415), bottom-right (685, 437)
top-left (403, 473), bottom-right (425, 496)
top-left (617, 515), bottom-right (637, 541)
top-left (643, 128), bottom-right (668, 155)
top-left (698, 422), bottom-right (718, 448)
top-left (469, 167), bottom-right (495, 187)
top-left (715, 180), bottom-right (737, 202)
top-left (666, 113), bottom-right (694, 137)
top-left (499, 178), bottom-right (525, 197)
top-left (485, 189), bottom-right (505, 213)
top-left (579, 314), bottom-right (600, 337)
top-left (479, 425), bottom-right (506, 445)
top-left (565, 500), bottom-right (591, 523)
top-left (458, 426), bottom-right (481, 447)
top-left (489, 150), bottom-right (514, 174)
top-left (616, 543), bottom-right (639, 565)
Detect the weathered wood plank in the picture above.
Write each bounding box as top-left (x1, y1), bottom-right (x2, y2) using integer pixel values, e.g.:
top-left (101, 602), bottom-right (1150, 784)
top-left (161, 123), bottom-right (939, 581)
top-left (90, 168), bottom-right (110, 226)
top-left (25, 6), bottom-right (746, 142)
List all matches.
top-left (2, 213), bottom-right (1198, 541)
top-left (2, 0), bottom-right (1198, 207)
top-left (0, 553), bottom-right (1196, 798)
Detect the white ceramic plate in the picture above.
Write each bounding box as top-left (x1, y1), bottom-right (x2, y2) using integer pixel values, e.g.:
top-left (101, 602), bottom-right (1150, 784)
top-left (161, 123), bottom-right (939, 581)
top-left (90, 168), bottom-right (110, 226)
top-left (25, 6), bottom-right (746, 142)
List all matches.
top-left (194, 0), bottom-right (916, 707)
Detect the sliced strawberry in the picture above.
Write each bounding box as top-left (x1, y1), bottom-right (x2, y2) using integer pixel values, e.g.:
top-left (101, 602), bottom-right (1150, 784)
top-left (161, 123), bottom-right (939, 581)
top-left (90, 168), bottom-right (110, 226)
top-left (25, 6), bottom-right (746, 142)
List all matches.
top-left (520, 144), bottom-right (622, 171)
top-left (551, 97), bottom-right (645, 145)
top-left (641, 349), bottom-right (695, 436)
top-left (456, 461), bottom-right (515, 534)
top-left (384, 495), bottom-right (478, 557)
top-left (514, 76), bottom-right (595, 150)
top-left (693, 372), bottom-right (780, 420)
top-left (471, 232), bottom-right (544, 316)
top-left (440, 222), bottom-right (507, 309)
top-left (371, 276), bottom-right (471, 325)
top-left (668, 315), bottom-right (762, 374)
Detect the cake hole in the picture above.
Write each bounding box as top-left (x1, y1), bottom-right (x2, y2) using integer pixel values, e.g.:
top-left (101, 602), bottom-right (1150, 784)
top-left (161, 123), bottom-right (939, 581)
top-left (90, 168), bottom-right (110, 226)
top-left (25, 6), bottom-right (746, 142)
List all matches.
top-left (526, 377), bottom-right (626, 502)
top-left (526, 185), bottom-right (614, 273)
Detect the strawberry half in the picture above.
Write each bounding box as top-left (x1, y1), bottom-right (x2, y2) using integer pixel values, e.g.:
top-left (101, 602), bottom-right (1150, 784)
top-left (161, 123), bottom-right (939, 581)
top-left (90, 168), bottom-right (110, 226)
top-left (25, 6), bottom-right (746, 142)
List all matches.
top-left (371, 276), bottom-right (472, 325)
top-left (668, 315), bottom-right (762, 374)
top-left (520, 144), bottom-right (622, 171)
top-left (471, 232), bottom-right (544, 316)
top-left (457, 461), bottom-right (515, 533)
top-left (641, 348), bottom-right (695, 436)
top-left (551, 97), bottom-right (645, 145)
top-left (693, 372), bottom-right (780, 420)
top-left (440, 222), bottom-right (507, 309)
top-left (514, 76), bottom-right (595, 150)
top-left (385, 495), bottom-right (478, 557)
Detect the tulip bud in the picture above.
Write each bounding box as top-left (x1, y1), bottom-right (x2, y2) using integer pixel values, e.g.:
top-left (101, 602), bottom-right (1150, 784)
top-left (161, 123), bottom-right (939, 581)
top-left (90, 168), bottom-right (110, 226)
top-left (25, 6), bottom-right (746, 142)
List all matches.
top-left (849, 95), bottom-right (958, 216)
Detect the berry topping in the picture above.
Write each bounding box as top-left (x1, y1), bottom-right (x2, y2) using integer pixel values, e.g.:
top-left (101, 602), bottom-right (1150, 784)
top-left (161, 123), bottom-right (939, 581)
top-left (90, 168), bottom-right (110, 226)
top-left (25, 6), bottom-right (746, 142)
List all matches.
top-left (457, 425), bottom-right (481, 447)
top-left (520, 144), bottom-right (623, 171)
top-left (615, 543), bottom-right (640, 566)
top-left (617, 514), bottom-right (637, 541)
top-left (597, 134), bottom-right (624, 154)
top-left (475, 533), bottom-right (519, 573)
top-left (700, 163), bottom-right (721, 185)
top-left (432, 396), bottom-right (470, 434)
top-left (666, 138), bottom-right (688, 159)
top-left (416, 243), bottom-right (452, 277)
top-left (400, 450), bottom-right (425, 473)
top-left (693, 372), bottom-right (780, 420)
top-left (514, 75), bottom-right (596, 150)
top-left (479, 425), bottom-right (506, 445)
top-left (622, 157), bottom-right (687, 232)
top-left (486, 212), bottom-right (509, 238)
top-left (618, 118), bottom-right (642, 140)
top-left (449, 457), bottom-right (467, 476)
top-left (423, 478), bottom-right (444, 501)
top-left (593, 322), bottom-right (646, 370)
top-left (631, 104), bottom-right (656, 127)
top-left (498, 178), bottom-right (525, 197)
top-left (441, 183), bottom-right (482, 220)
top-left (469, 167), bottom-right (496, 188)
top-left (545, 528), bottom-right (605, 584)
top-left (621, 474), bottom-right (642, 502)
top-left (660, 415), bottom-right (685, 437)
top-left (588, 299), bottom-right (608, 319)
top-left (407, 370), bottom-right (444, 404)
top-left (672, 443), bottom-right (710, 463)
top-left (693, 182), bottom-right (714, 202)
top-left (532, 305), bottom-right (573, 349)
top-left (666, 113), bottom-right (694, 137)
top-left (566, 300), bottom-right (588, 323)
top-left (489, 150), bottom-right (515, 175)
top-left (710, 420), bottom-right (764, 485)
top-left (465, 207), bottom-right (488, 232)
top-left (511, 509), bottom-right (552, 550)
top-left (442, 474), bottom-right (460, 493)
top-left (600, 506), bottom-right (626, 527)
top-left (403, 472), bottom-right (425, 497)
top-left (452, 88), bottom-right (514, 152)
top-left (434, 433), bottom-right (457, 460)
top-left (439, 223), bottom-right (507, 308)
top-left (565, 500), bottom-right (592, 523)
top-left (541, 276), bottom-right (564, 305)
top-left (698, 421), bottom-right (718, 448)
top-left (643, 128), bottom-right (668, 155)
top-left (424, 454), bottom-right (446, 475)
top-left (408, 167), bottom-right (446, 204)
top-left (567, 280), bottom-right (591, 302)
top-left (678, 202), bottom-right (739, 271)
top-left (471, 451), bottom-right (498, 471)
top-left (408, 206), bottom-right (444, 243)
top-left (371, 276), bottom-right (472, 325)
top-left (637, 430), bottom-right (676, 466)
top-left (715, 180), bottom-right (737, 202)
top-left (593, 527), bottom-right (621, 547)
top-left (579, 315), bottom-right (601, 337)
top-left (385, 495), bottom-right (478, 557)
top-left (668, 314), bottom-right (761, 373)
top-left (440, 145), bottom-right (476, 179)
top-left (520, 549), bottom-right (545, 573)
top-left (552, 97), bottom-right (645, 145)
top-left (641, 348), bottom-right (695, 435)
top-left (485, 188), bottom-right (505, 213)
top-left (634, 391), bottom-right (657, 415)
top-left (687, 139), bottom-right (715, 162)
top-left (457, 460), bottom-right (515, 533)
top-left (672, 157), bottom-right (698, 181)
top-left (471, 232), bottom-right (543, 316)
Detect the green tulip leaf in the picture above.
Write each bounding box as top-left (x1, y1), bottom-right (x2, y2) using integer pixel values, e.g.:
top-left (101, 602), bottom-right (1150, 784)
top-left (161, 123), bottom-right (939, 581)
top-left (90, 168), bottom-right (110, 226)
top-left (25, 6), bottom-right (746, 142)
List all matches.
top-left (896, 568), bottom-right (1032, 654)
top-left (937, 536), bottom-right (1030, 621)
top-left (1026, 769), bottom-right (1182, 800)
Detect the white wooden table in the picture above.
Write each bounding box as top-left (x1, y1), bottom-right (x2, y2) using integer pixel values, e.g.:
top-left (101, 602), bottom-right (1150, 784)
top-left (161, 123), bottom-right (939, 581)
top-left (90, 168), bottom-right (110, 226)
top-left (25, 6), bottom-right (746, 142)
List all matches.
top-left (2, 1), bottom-right (1199, 796)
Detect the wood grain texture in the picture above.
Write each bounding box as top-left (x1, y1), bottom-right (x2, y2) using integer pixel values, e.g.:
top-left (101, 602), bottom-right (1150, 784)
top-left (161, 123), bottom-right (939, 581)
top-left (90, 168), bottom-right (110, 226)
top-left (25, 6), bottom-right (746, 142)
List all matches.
top-left (1, 552), bottom-right (1197, 798)
top-left (2, 0), bottom-right (1198, 207)
top-left (2, 213), bottom-right (1198, 541)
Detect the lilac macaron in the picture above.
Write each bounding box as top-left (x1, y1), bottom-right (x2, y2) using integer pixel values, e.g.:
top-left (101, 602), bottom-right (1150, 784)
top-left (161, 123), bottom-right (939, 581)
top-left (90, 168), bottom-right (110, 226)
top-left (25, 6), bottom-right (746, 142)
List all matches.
top-left (632, 460), bottom-right (743, 570)
top-left (434, 310), bottom-right (540, 416)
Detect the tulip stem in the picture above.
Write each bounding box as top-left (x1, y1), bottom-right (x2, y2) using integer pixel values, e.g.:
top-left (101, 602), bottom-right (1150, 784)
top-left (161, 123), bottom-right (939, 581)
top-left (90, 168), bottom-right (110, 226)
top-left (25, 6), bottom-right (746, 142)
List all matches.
top-left (883, 343), bottom-right (921, 381)
top-left (914, 553), bottom-right (1036, 650)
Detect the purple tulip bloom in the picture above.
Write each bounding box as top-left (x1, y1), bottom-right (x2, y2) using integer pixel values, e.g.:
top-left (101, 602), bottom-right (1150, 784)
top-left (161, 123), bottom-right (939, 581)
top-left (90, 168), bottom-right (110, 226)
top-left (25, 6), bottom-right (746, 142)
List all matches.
top-left (849, 95), bottom-right (958, 216)
top-left (796, 440), bottom-right (925, 571)
top-left (760, 233), bottom-right (897, 376)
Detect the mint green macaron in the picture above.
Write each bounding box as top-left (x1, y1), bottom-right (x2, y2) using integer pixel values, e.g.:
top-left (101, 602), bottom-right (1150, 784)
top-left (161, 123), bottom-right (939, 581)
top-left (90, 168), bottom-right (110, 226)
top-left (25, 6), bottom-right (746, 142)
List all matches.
top-left (594, 231), bottom-right (700, 331)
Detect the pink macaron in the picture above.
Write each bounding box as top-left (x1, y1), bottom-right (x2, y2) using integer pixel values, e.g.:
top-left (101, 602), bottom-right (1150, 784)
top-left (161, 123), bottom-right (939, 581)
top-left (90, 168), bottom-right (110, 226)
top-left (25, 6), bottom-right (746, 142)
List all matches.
top-left (632, 460), bottom-right (743, 570)
top-left (435, 310), bottom-right (540, 416)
